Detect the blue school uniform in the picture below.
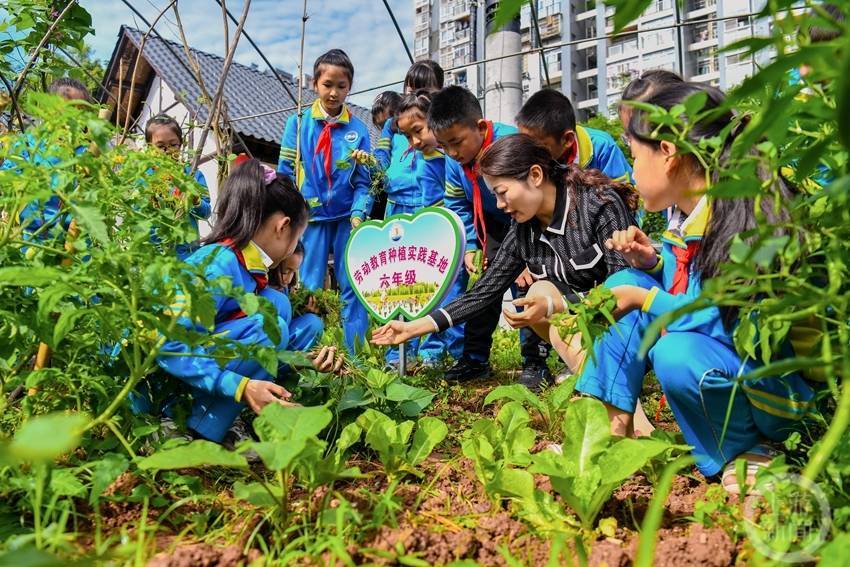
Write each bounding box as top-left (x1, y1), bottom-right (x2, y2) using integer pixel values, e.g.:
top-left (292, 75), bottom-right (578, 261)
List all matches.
top-left (444, 121), bottom-right (518, 253)
top-left (175, 168), bottom-right (211, 259)
top-left (568, 124), bottom-right (633, 184)
top-left (575, 197), bottom-right (816, 476)
top-left (277, 100), bottom-right (370, 352)
top-left (156, 240), bottom-right (293, 442)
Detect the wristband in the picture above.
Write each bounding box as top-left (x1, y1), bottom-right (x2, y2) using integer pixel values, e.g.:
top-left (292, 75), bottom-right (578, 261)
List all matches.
top-left (545, 296), bottom-right (554, 319)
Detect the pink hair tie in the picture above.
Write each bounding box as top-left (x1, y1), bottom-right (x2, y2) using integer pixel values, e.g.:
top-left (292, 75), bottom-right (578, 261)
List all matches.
top-left (261, 164), bottom-right (277, 186)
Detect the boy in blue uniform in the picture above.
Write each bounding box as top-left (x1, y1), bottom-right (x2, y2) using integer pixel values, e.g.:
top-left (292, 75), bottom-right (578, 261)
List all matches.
top-left (428, 86), bottom-right (517, 381)
top-left (277, 49), bottom-right (371, 353)
top-left (514, 88), bottom-right (634, 389)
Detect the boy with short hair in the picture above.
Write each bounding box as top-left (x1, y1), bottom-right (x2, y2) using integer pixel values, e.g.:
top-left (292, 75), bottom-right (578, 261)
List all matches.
top-left (514, 88), bottom-right (634, 389)
top-left (428, 85), bottom-right (517, 381)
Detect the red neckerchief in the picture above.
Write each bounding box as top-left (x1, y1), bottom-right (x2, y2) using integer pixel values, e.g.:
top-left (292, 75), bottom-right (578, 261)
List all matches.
top-left (461, 120), bottom-right (494, 252)
top-left (402, 144), bottom-right (417, 169)
top-left (315, 119), bottom-right (342, 197)
top-left (668, 242), bottom-right (700, 295)
top-left (218, 238), bottom-right (268, 321)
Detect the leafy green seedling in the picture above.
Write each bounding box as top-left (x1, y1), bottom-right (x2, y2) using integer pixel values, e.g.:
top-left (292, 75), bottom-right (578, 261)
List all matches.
top-left (355, 408), bottom-right (447, 481)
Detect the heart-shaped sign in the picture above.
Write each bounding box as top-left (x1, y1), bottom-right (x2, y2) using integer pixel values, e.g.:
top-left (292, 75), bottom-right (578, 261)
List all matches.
top-left (345, 207), bottom-right (466, 323)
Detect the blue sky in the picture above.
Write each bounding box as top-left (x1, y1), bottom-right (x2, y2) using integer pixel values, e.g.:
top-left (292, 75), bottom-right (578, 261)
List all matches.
top-left (80, 0), bottom-right (414, 107)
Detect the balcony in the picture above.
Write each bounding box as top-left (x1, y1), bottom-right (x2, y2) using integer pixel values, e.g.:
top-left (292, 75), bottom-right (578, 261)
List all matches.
top-left (538, 15), bottom-right (562, 39)
top-left (415, 0), bottom-right (430, 8)
top-left (690, 22), bottom-right (717, 46)
top-left (687, 0), bottom-right (717, 17)
top-left (440, 0), bottom-right (471, 22)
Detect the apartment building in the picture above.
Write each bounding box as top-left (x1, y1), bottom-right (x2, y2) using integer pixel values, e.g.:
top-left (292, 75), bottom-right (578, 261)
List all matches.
top-left (413, 0), bottom-right (770, 119)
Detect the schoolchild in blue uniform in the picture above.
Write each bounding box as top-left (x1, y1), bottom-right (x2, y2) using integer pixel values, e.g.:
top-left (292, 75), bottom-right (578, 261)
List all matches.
top-left (576, 83), bottom-right (816, 493)
top-left (377, 90), bottom-right (463, 365)
top-left (368, 91), bottom-right (402, 220)
top-left (269, 240), bottom-right (324, 352)
top-left (156, 160), bottom-right (342, 443)
top-left (428, 85), bottom-right (518, 381)
top-left (14, 78), bottom-right (91, 247)
top-left (277, 49), bottom-right (370, 353)
top-left (513, 89), bottom-right (637, 389)
top-left (144, 114), bottom-right (211, 259)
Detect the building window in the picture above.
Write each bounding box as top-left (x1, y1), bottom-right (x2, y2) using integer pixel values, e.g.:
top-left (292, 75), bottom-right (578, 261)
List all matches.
top-left (544, 50), bottom-right (562, 72)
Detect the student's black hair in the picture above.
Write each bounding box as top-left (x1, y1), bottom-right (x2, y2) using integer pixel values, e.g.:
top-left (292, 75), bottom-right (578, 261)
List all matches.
top-left (620, 69), bottom-right (684, 105)
top-left (480, 133), bottom-right (638, 213)
top-left (371, 91), bottom-right (403, 127)
top-left (204, 159), bottom-right (309, 249)
top-left (627, 82), bottom-right (796, 327)
top-left (404, 60), bottom-right (444, 92)
top-left (145, 114), bottom-right (183, 144)
top-left (427, 85), bottom-right (481, 132)
top-left (312, 49), bottom-right (354, 84)
top-left (809, 4), bottom-right (845, 42)
top-left (515, 88), bottom-right (576, 140)
top-left (398, 89), bottom-right (433, 117)
top-left (48, 77), bottom-right (91, 102)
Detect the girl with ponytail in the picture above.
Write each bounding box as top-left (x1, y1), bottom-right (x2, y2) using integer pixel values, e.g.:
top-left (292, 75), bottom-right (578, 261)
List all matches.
top-left (372, 133), bottom-right (637, 383)
top-left (157, 159), bottom-right (342, 445)
top-left (576, 82), bottom-right (815, 493)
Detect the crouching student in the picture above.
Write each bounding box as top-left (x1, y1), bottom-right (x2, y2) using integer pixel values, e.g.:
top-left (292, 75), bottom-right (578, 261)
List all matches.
top-left (513, 89), bottom-right (634, 388)
top-left (156, 160), bottom-right (342, 443)
top-left (427, 85), bottom-right (518, 381)
top-left (371, 134), bottom-right (637, 389)
top-left (575, 82), bottom-right (816, 492)
top-left (145, 114), bottom-right (212, 259)
top-left (269, 240), bottom-right (325, 352)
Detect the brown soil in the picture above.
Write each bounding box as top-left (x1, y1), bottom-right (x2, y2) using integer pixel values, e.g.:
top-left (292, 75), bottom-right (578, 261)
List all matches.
top-left (146, 543), bottom-right (262, 567)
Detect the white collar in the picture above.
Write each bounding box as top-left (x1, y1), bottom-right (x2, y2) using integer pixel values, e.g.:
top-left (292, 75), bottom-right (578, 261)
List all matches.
top-left (667, 195), bottom-right (707, 239)
top-left (250, 240), bottom-right (275, 269)
top-left (319, 102), bottom-right (343, 121)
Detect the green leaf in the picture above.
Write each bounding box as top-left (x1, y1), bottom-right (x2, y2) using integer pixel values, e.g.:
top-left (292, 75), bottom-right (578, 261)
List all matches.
top-left (52, 308), bottom-right (86, 347)
top-left (598, 438), bottom-right (671, 485)
top-left (484, 384), bottom-right (545, 413)
top-left (249, 440), bottom-right (308, 471)
top-left (69, 203), bottom-right (109, 244)
top-left (407, 417), bottom-right (448, 467)
top-left (489, 467), bottom-right (536, 501)
top-left (50, 468), bottom-right (86, 497)
top-left (0, 267), bottom-right (65, 287)
top-left (561, 398), bottom-right (610, 476)
top-left (252, 403), bottom-right (332, 443)
top-left (233, 480), bottom-right (280, 508)
top-left (5, 412), bottom-right (89, 462)
top-left (89, 453), bottom-right (129, 504)
top-left (386, 381), bottom-right (436, 416)
top-left (364, 368), bottom-right (395, 390)
top-left (0, 547), bottom-right (72, 567)
top-left (337, 386), bottom-right (373, 412)
top-left (137, 440), bottom-right (248, 470)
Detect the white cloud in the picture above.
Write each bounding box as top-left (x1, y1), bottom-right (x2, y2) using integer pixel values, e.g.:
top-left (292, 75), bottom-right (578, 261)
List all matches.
top-left (81, 0), bottom-right (414, 107)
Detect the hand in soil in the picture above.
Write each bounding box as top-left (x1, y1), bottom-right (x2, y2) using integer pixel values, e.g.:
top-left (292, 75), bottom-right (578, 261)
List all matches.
top-left (243, 380), bottom-right (298, 414)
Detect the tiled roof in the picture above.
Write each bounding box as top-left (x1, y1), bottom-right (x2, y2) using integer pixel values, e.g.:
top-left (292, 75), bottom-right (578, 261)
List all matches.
top-left (120, 26), bottom-right (377, 145)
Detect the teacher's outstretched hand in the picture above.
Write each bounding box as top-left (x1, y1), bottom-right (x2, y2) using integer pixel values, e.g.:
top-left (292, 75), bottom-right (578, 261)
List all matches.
top-left (371, 318), bottom-right (436, 345)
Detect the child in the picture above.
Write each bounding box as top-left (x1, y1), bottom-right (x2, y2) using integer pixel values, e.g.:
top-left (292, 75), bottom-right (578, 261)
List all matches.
top-left (16, 78), bottom-right (93, 245)
top-left (427, 85), bottom-right (517, 381)
top-left (379, 90), bottom-right (463, 365)
top-left (403, 60), bottom-right (444, 94)
top-left (371, 91), bottom-right (402, 131)
top-left (575, 83), bottom-right (815, 492)
top-left (514, 88), bottom-right (635, 389)
top-left (157, 160), bottom-right (341, 443)
top-left (618, 69), bottom-right (684, 130)
top-left (269, 241), bottom-right (325, 352)
top-left (372, 133), bottom-right (637, 384)
top-left (370, 90), bottom-right (402, 220)
top-left (277, 49), bottom-right (371, 353)
top-left (145, 114), bottom-right (212, 259)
